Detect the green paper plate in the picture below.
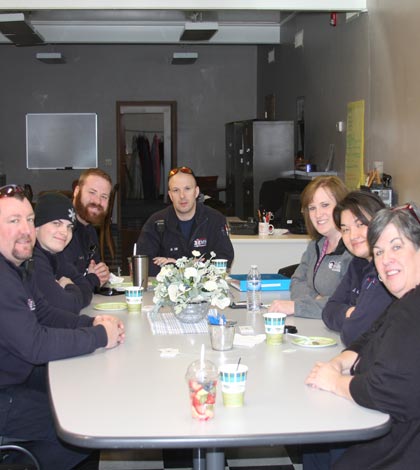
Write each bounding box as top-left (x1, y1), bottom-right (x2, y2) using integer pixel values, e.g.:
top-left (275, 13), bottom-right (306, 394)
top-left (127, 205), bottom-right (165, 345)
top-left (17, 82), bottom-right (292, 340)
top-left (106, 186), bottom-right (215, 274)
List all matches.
top-left (94, 302), bottom-right (128, 311)
top-left (112, 282), bottom-right (133, 292)
top-left (291, 336), bottom-right (337, 348)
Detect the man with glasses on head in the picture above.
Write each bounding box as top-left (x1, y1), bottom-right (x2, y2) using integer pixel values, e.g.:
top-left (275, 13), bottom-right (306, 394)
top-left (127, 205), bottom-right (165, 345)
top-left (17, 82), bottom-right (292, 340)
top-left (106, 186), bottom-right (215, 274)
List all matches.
top-left (63, 168), bottom-right (112, 288)
top-left (137, 166), bottom-right (234, 276)
top-left (0, 184), bottom-right (125, 469)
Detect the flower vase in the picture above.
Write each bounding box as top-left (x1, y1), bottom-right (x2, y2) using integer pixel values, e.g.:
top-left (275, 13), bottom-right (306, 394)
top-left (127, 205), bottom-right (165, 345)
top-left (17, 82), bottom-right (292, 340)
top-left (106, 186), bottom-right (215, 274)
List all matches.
top-left (173, 301), bottom-right (210, 323)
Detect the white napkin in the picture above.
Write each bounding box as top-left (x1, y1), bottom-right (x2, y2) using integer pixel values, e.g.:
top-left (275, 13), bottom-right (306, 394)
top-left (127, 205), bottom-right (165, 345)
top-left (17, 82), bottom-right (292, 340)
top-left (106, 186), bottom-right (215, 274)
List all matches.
top-left (108, 273), bottom-right (125, 284)
top-left (233, 333), bottom-right (266, 348)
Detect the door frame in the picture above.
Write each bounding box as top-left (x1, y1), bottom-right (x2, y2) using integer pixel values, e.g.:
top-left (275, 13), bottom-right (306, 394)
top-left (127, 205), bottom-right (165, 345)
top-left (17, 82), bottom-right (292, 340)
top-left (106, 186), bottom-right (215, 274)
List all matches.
top-left (116, 100), bottom-right (177, 229)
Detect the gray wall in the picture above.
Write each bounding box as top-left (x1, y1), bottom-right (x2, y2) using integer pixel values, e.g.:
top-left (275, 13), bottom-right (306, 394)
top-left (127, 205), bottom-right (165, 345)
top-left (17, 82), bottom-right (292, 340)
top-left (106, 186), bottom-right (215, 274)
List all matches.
top-left (258, 2), bottom-right (420, 204)
top-left (0, 44), bottom-right (257, 197)
top-left (258, 12), bottom-right (369, 179)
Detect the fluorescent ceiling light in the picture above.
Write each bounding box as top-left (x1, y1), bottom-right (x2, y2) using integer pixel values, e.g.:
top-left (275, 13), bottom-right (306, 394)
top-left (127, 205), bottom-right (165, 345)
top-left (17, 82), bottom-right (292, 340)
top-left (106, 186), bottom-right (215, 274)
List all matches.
top-left (0, 12), bottom-right (44, 46)
top-left (36, 52), bottom-right (65, 63)
top-left (180, 22), bottom-right (218, 41)
top-left (171, 52), bottom-right (198, 65)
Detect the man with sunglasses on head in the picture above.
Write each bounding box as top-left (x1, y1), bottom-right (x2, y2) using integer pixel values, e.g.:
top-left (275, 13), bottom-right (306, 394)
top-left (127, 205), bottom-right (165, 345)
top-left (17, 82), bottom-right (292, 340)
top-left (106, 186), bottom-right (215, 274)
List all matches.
top-left (0, 184), bottom-right (125, 469)
top-left (137, 166), bottom-right (234, 276)
top-left (63, 168), bottom-right (112, 288)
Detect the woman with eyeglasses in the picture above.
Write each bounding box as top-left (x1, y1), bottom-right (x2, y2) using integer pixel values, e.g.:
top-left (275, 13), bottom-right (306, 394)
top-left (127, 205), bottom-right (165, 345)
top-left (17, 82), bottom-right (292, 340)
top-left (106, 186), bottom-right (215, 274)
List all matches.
top-left (305, 205), bottom-right (420, 469)
top-left (33, 192), bottom-right (94, 313)
top-left (137, 166), bottom-right (234, 276)
top-left (322, 191), bottom-right (394, 346)
top-left (269, 176), bottom-right (352, 318)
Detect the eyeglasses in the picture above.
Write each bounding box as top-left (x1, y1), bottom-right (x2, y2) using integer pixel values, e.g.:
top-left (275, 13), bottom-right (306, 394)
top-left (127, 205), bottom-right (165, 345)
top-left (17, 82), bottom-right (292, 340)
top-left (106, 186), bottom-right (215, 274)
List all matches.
top-left (393, 203), bottom-right (420, 225)
top-left (168, 166), bottom-right (194, 178)
top-left (0, 184), bottom-right (26, 199)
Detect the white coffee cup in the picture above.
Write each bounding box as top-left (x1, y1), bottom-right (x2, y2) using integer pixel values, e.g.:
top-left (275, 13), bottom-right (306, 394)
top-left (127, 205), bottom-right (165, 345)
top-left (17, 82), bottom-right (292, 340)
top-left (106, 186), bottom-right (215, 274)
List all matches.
top-left (258, 222), bottom-right (274, 236)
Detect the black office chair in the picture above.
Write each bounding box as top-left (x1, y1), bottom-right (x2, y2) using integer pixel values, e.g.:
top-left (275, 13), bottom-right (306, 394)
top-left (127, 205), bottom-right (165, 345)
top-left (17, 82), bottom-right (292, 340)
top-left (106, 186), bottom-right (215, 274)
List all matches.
top-left (0, 436), bottom-right (40, 470)
top-left (278, 263), bottom-right (299, 278)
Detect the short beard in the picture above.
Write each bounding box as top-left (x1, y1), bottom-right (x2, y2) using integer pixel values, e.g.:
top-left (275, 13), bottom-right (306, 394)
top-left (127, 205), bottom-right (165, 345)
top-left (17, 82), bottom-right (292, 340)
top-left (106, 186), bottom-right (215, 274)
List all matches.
top-left (74, 191), bottom-right (106, 225)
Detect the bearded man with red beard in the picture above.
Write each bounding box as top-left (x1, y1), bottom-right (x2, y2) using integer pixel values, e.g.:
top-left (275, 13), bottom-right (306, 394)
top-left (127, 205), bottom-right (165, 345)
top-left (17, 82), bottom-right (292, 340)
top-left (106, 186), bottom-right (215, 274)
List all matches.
top-left (63, 168), bottom-right (112, 287)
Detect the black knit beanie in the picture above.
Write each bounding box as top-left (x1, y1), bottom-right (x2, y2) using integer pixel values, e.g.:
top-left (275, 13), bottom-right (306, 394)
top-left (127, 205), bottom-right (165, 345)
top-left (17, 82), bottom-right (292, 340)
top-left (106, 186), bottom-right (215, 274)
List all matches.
top-left (35, 192), bottom-right (76, 227)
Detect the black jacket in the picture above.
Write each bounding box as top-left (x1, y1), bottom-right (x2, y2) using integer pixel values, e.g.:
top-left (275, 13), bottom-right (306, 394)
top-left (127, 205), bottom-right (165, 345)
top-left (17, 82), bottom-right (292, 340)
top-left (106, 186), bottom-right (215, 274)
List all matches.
top-left (137, 203), bottom-right (234, 276)
top-left (0, 254), bottom-right (107, 388)
top-left (322, 257), bottom-right (394, 346)
top-left (33, 242), bottom-right (94, 313)
top-left (62, 220), bottom-right (101, 288)
top-left (334, 286), bottom-right (420, 469)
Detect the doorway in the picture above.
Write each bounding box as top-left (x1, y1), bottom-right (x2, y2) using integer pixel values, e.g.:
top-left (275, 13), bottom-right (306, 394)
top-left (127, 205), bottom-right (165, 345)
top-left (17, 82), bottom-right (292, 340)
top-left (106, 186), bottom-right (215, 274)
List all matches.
top-left (116, 101), bottom-right (177, 270)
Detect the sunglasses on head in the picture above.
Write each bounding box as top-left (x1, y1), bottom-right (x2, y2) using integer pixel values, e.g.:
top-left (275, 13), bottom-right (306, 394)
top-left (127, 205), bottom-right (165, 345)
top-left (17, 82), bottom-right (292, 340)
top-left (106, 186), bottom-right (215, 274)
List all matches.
top-left (0, 184), bottom-right (27, 199)
top-left (168, 166), bottom-right (194, 178)
top-left (393, 203), bottom-right (420, 225)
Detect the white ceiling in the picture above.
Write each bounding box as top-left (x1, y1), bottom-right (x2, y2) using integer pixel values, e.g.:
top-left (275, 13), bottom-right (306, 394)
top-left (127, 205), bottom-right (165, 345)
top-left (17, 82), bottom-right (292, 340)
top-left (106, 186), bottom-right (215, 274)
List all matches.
top-left (0, 1), bottom-right (367, 45)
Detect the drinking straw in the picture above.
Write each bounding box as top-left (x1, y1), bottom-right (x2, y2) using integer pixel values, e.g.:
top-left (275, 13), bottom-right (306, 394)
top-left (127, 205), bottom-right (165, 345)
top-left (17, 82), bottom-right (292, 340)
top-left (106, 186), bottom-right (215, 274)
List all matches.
top-left (236, 357), bottom-right (242, 371)
top-left (133, 243), bottom-right (137, 256)
top-left (200, 343), bottom-right (205, 369)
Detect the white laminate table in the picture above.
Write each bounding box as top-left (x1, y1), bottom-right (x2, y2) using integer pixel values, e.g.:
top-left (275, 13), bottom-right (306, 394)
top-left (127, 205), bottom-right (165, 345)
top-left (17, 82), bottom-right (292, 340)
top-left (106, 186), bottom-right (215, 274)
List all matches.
top-left (229, 234), bottom-right (310, 274)
top-left (48, 290), bottom-right (390, 470)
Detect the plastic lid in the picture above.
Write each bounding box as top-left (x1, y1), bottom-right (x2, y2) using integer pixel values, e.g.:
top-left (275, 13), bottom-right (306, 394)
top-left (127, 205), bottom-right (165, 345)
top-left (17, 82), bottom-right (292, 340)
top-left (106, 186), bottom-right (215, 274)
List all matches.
top-left (185, 359), bottom-right (218, 383)
top-left (251, 265), bottom-right (257, 268)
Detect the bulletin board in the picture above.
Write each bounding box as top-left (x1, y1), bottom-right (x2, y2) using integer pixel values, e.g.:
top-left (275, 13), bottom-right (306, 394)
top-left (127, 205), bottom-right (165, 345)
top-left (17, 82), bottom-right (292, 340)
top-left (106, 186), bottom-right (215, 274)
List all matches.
top-left (344, 100), bottom-right (365, 189)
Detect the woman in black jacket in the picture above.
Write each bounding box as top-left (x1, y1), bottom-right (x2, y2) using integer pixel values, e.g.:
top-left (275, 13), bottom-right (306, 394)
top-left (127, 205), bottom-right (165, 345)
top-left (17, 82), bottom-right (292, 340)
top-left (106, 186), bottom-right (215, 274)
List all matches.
top-left (306, 204), bottom-right (420, 469)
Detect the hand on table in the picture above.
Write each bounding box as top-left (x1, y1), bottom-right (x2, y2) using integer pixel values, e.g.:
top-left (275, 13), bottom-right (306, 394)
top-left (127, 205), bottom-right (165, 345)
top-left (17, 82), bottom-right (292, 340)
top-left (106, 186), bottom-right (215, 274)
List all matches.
top-left (94, 314), bottom-right (125, 348)
top-left (88, 260), bottom-right (110, 286)
top-left (305, 357), bottom-right (354, 400)
top-left (268, 299), bottom-right (295, 315)
top-left (153, 257), bottom-right (176, 268)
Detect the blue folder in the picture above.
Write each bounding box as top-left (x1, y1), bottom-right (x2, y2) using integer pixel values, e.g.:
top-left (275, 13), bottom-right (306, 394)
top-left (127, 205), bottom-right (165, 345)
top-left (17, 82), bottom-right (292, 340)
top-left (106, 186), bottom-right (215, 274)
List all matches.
top-left (229, 273), bottom-right (291, 292)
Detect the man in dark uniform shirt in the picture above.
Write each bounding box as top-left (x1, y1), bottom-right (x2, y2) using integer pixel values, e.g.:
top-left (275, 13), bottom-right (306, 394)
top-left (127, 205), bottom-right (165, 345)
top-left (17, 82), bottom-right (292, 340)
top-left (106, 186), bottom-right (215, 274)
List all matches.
top-left (63, 168), bottom-right (112, 287)
top-left (0, 184), bottom-right (124, 469)
top-left (137, 166), bottom-right (234, 276)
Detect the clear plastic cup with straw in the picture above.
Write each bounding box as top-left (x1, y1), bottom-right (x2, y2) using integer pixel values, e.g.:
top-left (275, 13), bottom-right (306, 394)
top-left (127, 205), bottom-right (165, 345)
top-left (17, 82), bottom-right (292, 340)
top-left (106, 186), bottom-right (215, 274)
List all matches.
top-left (185, 344), bottom-right (218, 420)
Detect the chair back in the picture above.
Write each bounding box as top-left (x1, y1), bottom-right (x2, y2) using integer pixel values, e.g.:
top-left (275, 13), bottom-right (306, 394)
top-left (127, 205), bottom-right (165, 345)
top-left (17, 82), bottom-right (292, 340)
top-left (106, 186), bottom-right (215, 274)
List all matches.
top-left (105, 183), bottom-right (119, 227)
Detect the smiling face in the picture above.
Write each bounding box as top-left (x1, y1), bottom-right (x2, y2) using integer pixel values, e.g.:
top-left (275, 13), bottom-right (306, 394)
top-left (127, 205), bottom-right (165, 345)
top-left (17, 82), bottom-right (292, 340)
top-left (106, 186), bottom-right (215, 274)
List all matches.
top-left (340, 209), bottom-right (371, 259)
top-left (36, 219), bottom-right (74, 254)
top-left (307, 187), bottom-right (338, 238)
top-left (73, 175), bottom-right (111, 225)
top-left (373, 222), bottom-right (420, 298)
top-left (168, 172), bottom-right (200, 221)
top-left (0, 197), bottom-right (36, 266)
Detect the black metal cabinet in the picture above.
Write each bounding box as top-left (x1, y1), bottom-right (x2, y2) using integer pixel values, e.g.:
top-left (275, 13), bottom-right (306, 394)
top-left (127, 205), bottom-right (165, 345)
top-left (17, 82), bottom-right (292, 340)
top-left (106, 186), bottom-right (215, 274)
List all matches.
top-left (225, 120), bottom-right (294, 219)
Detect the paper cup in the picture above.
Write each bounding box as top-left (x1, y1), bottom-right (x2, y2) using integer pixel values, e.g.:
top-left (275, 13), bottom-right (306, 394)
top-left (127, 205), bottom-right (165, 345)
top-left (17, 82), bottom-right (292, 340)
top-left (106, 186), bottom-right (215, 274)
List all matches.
top-left (219, 364), bottom-right (248, 407)
top-left (125, 286), bottom-right (143, 313)
top-left (212, 259), bottom-right (228, 275)
top-left (263, 313), bottom-right (286, 345)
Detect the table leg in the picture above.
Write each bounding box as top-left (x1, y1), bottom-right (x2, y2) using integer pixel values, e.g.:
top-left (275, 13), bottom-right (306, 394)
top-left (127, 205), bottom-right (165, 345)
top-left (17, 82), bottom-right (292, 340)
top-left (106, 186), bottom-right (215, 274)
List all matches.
top-left (206, 448), bottom-right (225, 470)
top-left (193, 448), bottom-right (206, 470)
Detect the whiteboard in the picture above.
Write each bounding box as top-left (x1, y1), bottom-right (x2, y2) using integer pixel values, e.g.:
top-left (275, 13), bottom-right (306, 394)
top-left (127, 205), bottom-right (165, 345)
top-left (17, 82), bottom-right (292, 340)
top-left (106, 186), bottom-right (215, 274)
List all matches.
top-left (26, 113), bottom-right (98, 170)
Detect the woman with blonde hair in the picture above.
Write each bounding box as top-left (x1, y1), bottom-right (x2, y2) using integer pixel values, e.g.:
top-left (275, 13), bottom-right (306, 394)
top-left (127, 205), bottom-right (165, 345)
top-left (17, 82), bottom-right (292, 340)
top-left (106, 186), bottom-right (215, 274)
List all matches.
top-left (269, 176), bottom-right (352, 318)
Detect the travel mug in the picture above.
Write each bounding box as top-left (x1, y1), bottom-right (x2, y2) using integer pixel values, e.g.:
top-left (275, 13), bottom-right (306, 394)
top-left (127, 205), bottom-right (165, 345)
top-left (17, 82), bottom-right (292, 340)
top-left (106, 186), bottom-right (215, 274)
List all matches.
top-left (132, 255), bottom-right (149, 290)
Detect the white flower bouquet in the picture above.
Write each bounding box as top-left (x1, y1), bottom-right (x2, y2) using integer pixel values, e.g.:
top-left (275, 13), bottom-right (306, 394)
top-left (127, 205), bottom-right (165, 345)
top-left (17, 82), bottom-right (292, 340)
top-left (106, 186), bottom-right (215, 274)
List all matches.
top-left (152, 251), bottom-right (231, 315)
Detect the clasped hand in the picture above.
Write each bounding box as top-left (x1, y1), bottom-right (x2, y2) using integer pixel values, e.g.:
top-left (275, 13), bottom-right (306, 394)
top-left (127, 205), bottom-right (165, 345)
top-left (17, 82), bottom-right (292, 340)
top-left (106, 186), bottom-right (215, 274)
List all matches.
top-left (93, 314), bottom-right (125, 349)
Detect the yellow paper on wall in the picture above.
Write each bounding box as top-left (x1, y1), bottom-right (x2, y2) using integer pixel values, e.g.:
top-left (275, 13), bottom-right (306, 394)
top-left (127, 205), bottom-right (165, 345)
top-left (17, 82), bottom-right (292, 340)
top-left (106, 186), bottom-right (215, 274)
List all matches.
top-left (344, 100), bottom-right (365, 189)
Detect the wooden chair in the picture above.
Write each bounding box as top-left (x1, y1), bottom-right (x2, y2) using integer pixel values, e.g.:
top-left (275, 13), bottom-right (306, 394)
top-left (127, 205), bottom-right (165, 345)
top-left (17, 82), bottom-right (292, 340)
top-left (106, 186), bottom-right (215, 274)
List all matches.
top-left (98, 183), bottom-right (119, 260)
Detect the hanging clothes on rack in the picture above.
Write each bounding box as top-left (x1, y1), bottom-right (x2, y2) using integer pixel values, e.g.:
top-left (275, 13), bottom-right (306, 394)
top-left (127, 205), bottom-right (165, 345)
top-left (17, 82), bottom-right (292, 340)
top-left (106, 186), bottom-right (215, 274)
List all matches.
top-left (126, 135), bottom-right (144, 199)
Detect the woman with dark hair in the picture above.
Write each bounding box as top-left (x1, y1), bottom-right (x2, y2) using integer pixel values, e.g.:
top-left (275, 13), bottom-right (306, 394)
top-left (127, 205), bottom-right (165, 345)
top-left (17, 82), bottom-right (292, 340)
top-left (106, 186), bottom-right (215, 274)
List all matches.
top-left (322, 191), bottom-right (394, 345)
top-left (269, 176), bottom-right (352, 318)
top-left (305, 204), bottom-right (420, 469)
